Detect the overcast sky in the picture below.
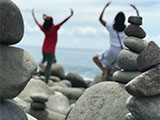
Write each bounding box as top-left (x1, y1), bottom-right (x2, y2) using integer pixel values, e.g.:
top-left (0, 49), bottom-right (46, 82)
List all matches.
top-left (13, 0), bottom-right (160, 49)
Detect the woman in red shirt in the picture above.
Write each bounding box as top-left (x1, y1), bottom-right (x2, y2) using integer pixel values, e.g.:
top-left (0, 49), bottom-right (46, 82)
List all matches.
top-left (32, 8), bottom-right (74, 83)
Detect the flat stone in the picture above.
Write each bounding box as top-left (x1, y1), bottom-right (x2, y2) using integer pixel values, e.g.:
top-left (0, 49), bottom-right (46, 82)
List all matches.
top-left (128, 16), bottom-right (143, 25)
top-left (66, 82), bottom-right (130, 120)
top-left (125, 24), bottom-right (146, 38)
top-left (0, 45), bottom-right (37, 99)
top-left (113, 70), bottom-right (141, 84)
top-left (118, 49), bottom-right (139, 71)
top-left (124, 37), bottom-right (148, 53)
top-left (0, 99), bottom-right (27, 120)
top-left (31, 101), bottom-right (46, 110)
top-left (126, 96), bottom-right (160, 120)
top-left (0, 0), bottom-right (24, 45)
top-left (30, 93), bottom-right (48, 103)
top-left (125, 65), bottom-right (160, 97)
top-left (137, 41), bottom-right (160, 72)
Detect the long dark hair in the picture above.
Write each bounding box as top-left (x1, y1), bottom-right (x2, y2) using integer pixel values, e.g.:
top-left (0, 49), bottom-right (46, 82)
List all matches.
top-left (113, 11), bottom-right (126, 32)
top-left (43, 15), bottom-right (53, 30)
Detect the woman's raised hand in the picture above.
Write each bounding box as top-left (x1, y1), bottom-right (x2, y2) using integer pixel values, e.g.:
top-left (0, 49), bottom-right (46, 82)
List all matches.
top-left (130, 4), bottom-right (140, 16)
top-left (70, 8), bottom-right (74, 16)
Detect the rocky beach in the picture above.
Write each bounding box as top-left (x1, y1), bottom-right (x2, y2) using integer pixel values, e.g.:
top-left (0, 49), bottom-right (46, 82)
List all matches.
top-left (0, 0), bottom-right (160, 120)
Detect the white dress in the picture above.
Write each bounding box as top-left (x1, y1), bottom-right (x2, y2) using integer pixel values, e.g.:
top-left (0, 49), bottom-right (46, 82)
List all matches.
top-left (98, 23), bottom-right (126, 68)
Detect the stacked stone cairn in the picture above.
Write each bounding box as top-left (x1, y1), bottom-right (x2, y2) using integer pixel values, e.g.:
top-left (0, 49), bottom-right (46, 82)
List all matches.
top-left (125, 41), bottom-right (160, 120)
top-left (111, 9), bottom-right (160, 120)
top-left (113, 15), bottom-right (148, 83)
top-left (30, 93), bottom-right (48, 111)
top-left (0, 0), bottom-right (37, 120)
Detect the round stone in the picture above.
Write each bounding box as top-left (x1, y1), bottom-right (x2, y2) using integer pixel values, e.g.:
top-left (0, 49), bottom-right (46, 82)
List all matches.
top-left (128, 16), bottom-right (143, 25)
top-left (125, 24), bottom-right (146, 38)
top-left (0, 0), bottom-right (24, 45)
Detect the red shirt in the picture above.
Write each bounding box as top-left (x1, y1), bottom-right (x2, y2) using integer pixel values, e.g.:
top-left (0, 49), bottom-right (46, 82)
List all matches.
top-left (39, 24), bottom-right (60, 52)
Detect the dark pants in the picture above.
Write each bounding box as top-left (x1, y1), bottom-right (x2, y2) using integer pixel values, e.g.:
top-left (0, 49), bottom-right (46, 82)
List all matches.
top-left (42, 52), bottom-right (56, 83)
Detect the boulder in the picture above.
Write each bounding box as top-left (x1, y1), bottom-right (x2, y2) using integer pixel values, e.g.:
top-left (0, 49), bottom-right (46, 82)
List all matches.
top-left (0, 99), bottom-right (27, 120)
top-left (118, 49), bottom-right (139, 71)
top-left (128, 16), bottom-right (143, 25)
top-left (46, 91), bottom-right (70, 114)
top-left (124, 37), bottom-right (148, 53)
top-left (125, 24), bottom-right (146, 38)
top-left (51, 86), bottom-right (85, 101)
top-left (65, 72), bottom-right (87, 88)
top-left (18, 79), bottom-right (54, 102)
top-left (126, 96), bottom-right (160, 120)
top-left (66, 82), bottom-right (130, 120)
top-left (0, 45), bottom-right (37, 99)
top-left (51, 63), bottom-right (65, 79)
top-left (137, 41), bottom-right (160, 72)
top-left (0, 0), bottom-right (24, 45)
top-left (125, 65), bottom-right (160, 97)
top-left (113, 70), bottom-right (141, 83)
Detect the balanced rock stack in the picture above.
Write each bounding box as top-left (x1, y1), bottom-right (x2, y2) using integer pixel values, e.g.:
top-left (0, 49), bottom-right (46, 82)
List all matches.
top-left (0, 0), bottom-right (37, 120)
top-left (113, 15), bottom-right (148, 83)
top-left (30, 93), bottom-right (48, 111)
top-left (125, 41), bottom-right (160, 120)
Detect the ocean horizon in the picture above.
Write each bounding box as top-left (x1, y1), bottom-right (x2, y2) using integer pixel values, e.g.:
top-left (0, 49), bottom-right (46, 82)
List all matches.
top-left (15, 45), bottom-right (104, 80)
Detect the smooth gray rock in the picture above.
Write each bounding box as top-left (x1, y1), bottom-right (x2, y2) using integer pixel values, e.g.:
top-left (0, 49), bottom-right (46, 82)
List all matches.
top-left (50, 76), bottom-right (61, 82)
top-left (125, 113), bottom-right (136, 120)
top-left (31, 102), bottom-right (46, 110)
top-left (30, 93), bottom-right (48, 103)
top-left (118, 49), bottom-right (139, 71)
top-left (46, 91), bottom-right (70, 115)
top-left (51, 86), bottom-right (85, 101)
top-left (124, 37), bottom-right (148, 53)
top-left (18, 79), bottom-right (54, 102)
top-left (128, 16), bottom-right (143, 25)
top-left (66, 82), bottom-right (130, 120)
top-left (48, 80), bottom-right (68, 87)
top-left (137, 41), bottom-right (160, 72)
top-left (65, 72), bottom-right (87, 88)
top-left (113, 70), bottom-right (141, 83)
top-left (125, 65), bottom-right (160, 97)
top-left (61, 80), bottom-right (72, 87)
top-left (0, 99), bottom-right (27, 120)
top-left (125, 24), bottom-right (146, 38)
top-left (39, 63), bottom-right (65, 80)
top-left (0, 0), bottom-right (24, 45)
top-left (51, 63), bottom-right (65, 79)
top-left (0, 45), bottom-right (37, 99)
top-left (126, 96), bottom-right (160, 120)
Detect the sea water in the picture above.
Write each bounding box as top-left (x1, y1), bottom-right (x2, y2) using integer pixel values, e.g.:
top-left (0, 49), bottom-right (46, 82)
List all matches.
top-left (17, 45), bottom-right (103, 79)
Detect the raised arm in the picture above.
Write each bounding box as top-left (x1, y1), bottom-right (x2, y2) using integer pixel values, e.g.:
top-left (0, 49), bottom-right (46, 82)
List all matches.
top-left (130, 4), bottom-right (140, 16)
top-left (32, 8), bottom-right (40, 26)
top-left (59, 8), bottom-right (74, 26)
top-left (99, 1), bottom-right (112, 27)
